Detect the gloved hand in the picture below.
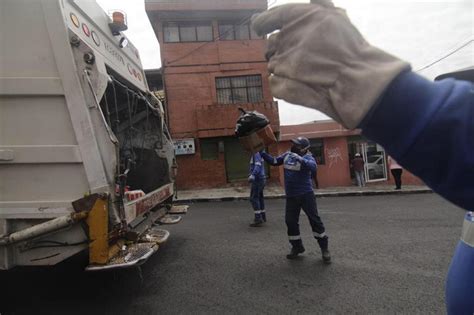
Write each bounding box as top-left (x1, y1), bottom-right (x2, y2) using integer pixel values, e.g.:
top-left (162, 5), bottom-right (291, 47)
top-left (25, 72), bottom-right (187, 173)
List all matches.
top-left (289, 152), bottom-right (304, 162)
top-left (248, 175), bottom-right (255, 183)
top-left (251, 1), bottom-right (410, 129)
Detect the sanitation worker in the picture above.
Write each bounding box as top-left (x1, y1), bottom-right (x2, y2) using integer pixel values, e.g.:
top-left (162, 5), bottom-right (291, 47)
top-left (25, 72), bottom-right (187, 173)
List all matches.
top-left (261, 137), bottom-right (331, 263)
top-left (248, 152), bottom-right (267, 227)
top-left (252, 1), bottom-right (474, 313)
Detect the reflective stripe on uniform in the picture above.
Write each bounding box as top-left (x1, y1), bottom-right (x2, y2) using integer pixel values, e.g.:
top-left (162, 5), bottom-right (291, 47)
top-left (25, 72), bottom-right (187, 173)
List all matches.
top-left (461, 212), bottom-right (474, 247)
top-left (313, 231), bottom-right (327, 238)
top-left (284, 163), bottom-right (302, 171)
top-left (283, 154), bottom-right (302, 171)
top-left (255, 162), bottom-right (262, 166)
top-left (254, 210), bottom-right (262, 214)
top-left (288, 235), bottom-right (301, 240)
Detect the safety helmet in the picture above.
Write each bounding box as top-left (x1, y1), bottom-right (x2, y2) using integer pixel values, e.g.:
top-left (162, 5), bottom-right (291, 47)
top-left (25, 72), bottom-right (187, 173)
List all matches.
top-left (355, 153), bottom-right (361, 157)
top-left (291, 137), bottom-right (310, 150)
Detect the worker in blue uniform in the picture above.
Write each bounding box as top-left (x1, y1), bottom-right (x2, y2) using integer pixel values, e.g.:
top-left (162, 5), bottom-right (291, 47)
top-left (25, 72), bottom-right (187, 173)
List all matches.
top-left (261, 137), bottom-right (331, 262)
top-left (248, 152), bottom-right (266, 227)
top-left (252, 1), bottom-right (473, 313)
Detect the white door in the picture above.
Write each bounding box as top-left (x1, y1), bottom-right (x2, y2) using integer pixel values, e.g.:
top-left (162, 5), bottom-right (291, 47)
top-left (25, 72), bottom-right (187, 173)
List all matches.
top-left (362, 142), bottom-right (387, 182)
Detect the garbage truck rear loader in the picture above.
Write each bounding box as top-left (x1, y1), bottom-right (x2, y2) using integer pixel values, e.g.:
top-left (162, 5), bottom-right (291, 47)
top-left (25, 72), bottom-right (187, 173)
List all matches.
top-left (0, 0), bottom-right (184, 270)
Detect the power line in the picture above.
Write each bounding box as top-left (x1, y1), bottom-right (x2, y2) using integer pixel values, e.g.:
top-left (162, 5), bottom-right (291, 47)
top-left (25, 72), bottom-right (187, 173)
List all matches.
top-left (166, 0), bottom-right (279, 66)
top-left (415, 38), bottom-right (473, 72)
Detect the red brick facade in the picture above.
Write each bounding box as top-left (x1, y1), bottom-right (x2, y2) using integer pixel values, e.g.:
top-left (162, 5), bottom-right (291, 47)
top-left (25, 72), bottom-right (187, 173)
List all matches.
top-left (146, 0), bottom-right (280, 189)
top-left (278, 122), bottom-right (424, 188)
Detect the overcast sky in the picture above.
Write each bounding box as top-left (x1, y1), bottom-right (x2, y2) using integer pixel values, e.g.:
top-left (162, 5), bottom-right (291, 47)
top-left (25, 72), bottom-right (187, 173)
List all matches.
top-left (97, 0), bottom-right (473, 125)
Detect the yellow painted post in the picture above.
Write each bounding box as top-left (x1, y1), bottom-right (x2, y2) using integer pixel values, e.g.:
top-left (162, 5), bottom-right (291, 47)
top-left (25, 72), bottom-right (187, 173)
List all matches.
top-left (86, 195), bottom-right (109, 265)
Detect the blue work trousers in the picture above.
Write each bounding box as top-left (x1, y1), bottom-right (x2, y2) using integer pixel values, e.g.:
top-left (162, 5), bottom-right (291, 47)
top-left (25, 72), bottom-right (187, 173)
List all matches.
top-left (285, 192), bottom-right (328, 250)
top-left (446, 212), bottom-right (474, 314)
top-left (250, 179), bottom-right (265, 211)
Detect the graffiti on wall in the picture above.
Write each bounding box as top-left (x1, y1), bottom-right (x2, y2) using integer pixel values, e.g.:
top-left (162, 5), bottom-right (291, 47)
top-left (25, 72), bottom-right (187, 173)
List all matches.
top-left (325, 147), bottom-right (343, 168)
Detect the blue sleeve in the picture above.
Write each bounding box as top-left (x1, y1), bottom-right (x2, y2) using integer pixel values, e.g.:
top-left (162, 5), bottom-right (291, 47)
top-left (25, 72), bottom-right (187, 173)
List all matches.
top-left (312, 159), bottom-right (318, 177)
top-left (261, 151), bottom-right (285, 166)
top-left (359, 71), bottom-right (474, 210)
top-left (251, 153), bottom-right (263, 176)
top-left (302, 155), bottom-right (317, 173)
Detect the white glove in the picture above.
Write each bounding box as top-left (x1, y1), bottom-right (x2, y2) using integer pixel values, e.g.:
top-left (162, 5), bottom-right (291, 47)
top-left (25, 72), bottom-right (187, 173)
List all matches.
top-left (289, 152), bottom-right (304, 162)
top-left (248, 175), bottom-right (255, 183)
top-left (252, 1), bottom-right (410, 129)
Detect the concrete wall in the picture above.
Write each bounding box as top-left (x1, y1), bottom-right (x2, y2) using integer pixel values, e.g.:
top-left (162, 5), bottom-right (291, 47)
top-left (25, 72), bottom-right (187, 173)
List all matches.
top-left (317, 137), bottom-right (353, 187)
top-left (386, 168), bottom-right (425, 186)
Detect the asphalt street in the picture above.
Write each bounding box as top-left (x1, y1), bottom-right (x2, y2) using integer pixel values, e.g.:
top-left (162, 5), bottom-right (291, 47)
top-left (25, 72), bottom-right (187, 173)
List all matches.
top-left (0, 194), bottom-right (465, 314)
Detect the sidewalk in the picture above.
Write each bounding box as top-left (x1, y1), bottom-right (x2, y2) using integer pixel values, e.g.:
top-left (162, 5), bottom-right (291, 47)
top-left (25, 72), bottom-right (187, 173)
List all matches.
top-left (175, 184), bottom-right (432, 203)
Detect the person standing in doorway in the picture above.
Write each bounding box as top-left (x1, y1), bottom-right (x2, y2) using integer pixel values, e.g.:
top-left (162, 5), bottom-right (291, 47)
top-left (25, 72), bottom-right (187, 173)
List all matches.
top-left (388, 156), bottom-right (403, 190)
top-left (248, 152), bottom-right (266, 227)
top-left (352, 153), bottom-right (365, 187)
top-left (261, 137), bottom-right (331, 263)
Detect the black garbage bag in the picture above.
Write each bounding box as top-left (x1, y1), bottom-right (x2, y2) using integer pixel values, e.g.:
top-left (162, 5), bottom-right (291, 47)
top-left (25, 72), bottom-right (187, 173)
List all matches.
top-left (235, 108), bottom-right (269, 137)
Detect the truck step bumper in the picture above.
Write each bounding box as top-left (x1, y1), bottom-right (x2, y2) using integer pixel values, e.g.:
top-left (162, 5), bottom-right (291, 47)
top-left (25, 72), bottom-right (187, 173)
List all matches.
top-left (86, 242), bottom-right (158, 271)
top-left (157, 214), bottom-right (182, 224)
top-left (140, 228), bottom-right (170, 244)
top-left (168, 205), bottom-right (188, 214)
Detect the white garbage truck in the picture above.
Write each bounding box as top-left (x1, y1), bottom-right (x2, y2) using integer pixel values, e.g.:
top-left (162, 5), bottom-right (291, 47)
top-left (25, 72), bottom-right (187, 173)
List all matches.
top-left (0, 0), bottom-right (185, 270)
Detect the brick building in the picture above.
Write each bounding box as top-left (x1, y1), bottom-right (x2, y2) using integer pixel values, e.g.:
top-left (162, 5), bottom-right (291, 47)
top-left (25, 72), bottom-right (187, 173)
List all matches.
top-left (146, 0), bottom-right (280, 189)
top-left (277, 121), bottom-right (424, 188)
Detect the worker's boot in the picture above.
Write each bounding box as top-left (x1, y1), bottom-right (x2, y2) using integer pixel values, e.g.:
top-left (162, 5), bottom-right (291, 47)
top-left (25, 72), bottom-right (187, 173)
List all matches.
top-left (287, 239), bottom-right (305, 259)
top-left (249, 211), bottom-right (264, 227)
top-left (317, 236), bottom-right (331, 264)
top-left (261, 210), bottom-right (267, 222)
top-left (286, 245), bottom-right (305, 259)
top-left (322, 249), bottom-right (331, 264)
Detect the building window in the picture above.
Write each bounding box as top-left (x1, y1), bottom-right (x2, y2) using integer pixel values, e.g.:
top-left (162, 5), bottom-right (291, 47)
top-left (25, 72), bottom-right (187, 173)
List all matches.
top-left (200, 138), bottom-right (219, 160)
top-left (163, 22), bottom-right (213, 43)
top-left (309, 139), bottom-right (325, 165)
top-left (216, 75), bottom-right (263, 104)
top-left (218, 22), bottom-right (262, 40)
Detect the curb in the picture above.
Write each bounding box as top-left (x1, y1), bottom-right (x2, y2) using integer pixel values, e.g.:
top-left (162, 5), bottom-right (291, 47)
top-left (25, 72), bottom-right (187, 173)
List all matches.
top-left (175, 188), bottom-right (433, 203)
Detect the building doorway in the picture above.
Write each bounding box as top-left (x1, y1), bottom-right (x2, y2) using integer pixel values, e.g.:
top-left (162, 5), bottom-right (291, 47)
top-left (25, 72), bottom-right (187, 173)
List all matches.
top-left (362, 142), bottom-right (387, 182)
top-left (224, 137), bottom-right (250, 182)
top-left (348, 136), bottom-right (387, 183)
top-left (224, 137), bottom-right (270, 183)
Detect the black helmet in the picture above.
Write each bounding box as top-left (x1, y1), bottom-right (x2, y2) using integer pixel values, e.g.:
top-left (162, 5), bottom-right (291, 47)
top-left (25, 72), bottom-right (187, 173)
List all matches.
top-left (291, 137), bottom-right (310, 150)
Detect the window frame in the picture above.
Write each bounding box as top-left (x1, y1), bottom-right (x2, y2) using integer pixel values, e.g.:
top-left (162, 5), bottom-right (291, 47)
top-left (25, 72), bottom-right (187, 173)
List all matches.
top-left (163, 21), bottom-right (214, 43)
top-left (215, 75), bottom-right (264, 104)
top-left (309, 138), bottom-right (325, 165)
top-left (218, 21), bottom-right (263, 41)
top-left (200, 138), bottom-right (219, 160)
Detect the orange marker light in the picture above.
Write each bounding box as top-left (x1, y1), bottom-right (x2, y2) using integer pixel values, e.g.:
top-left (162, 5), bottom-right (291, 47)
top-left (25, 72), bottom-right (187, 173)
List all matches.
top-left (113, 12), bottom-right (125, 24)
top-left (109, 10), bottom-right (128, 35)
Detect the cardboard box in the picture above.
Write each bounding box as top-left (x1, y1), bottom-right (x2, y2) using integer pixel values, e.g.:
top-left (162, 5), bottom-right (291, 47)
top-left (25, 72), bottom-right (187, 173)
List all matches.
top-left (239, 125), bottom-right (277, 153)
top-left (256, 124), bottom-right (277, 146)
